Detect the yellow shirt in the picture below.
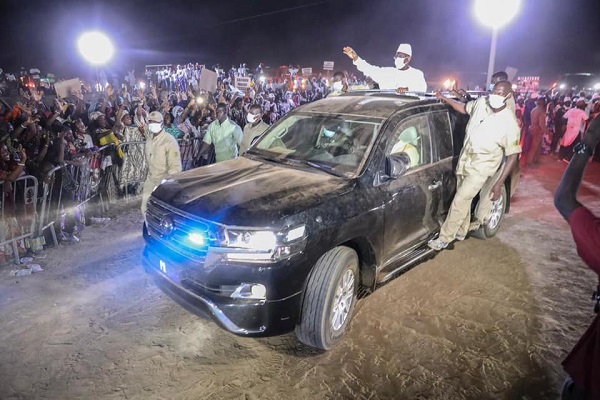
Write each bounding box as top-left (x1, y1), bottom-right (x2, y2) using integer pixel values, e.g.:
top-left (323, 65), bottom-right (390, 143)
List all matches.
top-left (458, 97), bottom-right (521, 177)
top-left (144, 129), bottom-right (182, 183)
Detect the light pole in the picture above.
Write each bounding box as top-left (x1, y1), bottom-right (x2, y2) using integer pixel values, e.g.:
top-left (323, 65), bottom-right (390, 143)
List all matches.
top-left (473, 0), bottom-right (521, 90)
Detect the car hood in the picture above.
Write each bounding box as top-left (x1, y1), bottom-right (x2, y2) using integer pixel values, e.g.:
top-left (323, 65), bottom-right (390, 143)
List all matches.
top-left (152, 157), bottom-right (354, 227)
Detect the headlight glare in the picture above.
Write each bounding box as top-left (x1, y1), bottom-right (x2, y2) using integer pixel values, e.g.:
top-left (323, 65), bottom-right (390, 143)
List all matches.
top-left (226, 230), bottom-right (277, 251)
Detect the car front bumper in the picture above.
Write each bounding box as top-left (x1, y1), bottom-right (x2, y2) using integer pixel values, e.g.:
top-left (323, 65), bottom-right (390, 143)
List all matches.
top-left (142, 243), bottom-right (303, 337)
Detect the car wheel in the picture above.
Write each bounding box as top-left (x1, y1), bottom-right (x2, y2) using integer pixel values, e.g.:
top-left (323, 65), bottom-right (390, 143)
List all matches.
top-left (472, 184), bottom-right (507, 239)
top-left (295, 246), bottom-right (359, 350)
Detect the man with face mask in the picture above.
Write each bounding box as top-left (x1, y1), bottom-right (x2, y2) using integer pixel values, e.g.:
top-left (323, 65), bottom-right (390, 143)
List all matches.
top-left (240, 104), bottom-right (269, 155)
top-left (342, 43), bottom-right (427, 93)
top-left (328, 71), bottom-right (349, 97)
top-left (427, 81), bottom-right (521, 251)
top-left (141, 111), bottom-right (182, 219)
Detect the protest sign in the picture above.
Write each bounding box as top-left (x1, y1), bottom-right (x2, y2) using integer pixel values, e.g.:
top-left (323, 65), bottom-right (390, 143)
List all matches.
top-left (54, 78), bottom-right (81, 98)
top-left (198, 69), bottom-right (218, 92)
top-left (234, 76), bottom-right (252, 90)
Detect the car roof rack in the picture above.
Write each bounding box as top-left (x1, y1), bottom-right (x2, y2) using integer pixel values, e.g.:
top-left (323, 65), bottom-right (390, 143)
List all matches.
top-left (341, 89), bottom-right (436, 100)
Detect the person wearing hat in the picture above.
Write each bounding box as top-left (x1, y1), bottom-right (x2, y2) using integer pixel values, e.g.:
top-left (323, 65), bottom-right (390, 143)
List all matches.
top-left (342, 43), bottom-right (427, 93)
top-left (141, 110), bottom-right (182, 219)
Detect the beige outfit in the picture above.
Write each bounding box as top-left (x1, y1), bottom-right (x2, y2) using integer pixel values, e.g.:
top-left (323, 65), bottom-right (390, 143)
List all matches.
top-left (141, 129), bottom-right (183, 218)
top-left (528, 105), bottom-right (547, 165)
top-left (438, 97), bottom-right (521, 242)
top-left (240, 121), bottom-right (270, 154)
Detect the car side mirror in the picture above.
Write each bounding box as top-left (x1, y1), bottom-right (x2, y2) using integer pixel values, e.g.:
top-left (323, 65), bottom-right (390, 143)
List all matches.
top-left (385, 152), bottom-right (411, 179)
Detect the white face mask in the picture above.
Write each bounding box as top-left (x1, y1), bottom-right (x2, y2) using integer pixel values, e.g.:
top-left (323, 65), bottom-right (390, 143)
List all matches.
top-left (148, 123), bottom-right (162, 133)
top-left (246, 113), bottom-right (257, 124)
top-left (332, 81), bottom-right (344, 91)
top-left (394, 57), bottom-right (408, 69)
top-left (488, 94), bottom-right (508, 109)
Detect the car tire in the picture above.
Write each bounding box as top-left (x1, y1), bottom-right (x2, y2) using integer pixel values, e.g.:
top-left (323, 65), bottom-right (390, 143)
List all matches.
top-left (295, 246), bottom-right (359, 350)
top-left (471, 184), bottom-right (507, 240)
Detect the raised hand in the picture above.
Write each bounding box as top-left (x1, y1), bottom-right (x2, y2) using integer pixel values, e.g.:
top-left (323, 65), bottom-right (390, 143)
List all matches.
top-left (30, 89), bottom-right (42, 102)
top-left (16, 101), bottom-right (33, 115)
top-left (342, 46), bottom-right (358, 61)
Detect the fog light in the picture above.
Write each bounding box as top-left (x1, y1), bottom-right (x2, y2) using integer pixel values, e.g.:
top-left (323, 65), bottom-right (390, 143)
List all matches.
top-left (230, 283), bottom-right (267, 300)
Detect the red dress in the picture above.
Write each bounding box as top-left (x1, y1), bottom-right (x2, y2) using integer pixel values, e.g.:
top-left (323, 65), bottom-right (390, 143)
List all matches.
top-left (562, 206), bottom-right (600, 398)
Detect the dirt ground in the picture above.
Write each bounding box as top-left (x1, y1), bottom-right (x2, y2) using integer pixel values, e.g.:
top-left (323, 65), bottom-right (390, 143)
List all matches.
top-left (1, 155), bottom-right (599, 400)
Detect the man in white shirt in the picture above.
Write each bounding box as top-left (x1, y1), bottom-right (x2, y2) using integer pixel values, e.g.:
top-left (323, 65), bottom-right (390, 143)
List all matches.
top-left (342, 43), bottom-right (427, 93)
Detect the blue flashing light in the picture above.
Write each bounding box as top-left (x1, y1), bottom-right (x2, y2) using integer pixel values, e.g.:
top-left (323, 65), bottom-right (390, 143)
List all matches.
top-left (187, 232), bottom-right (206, 246)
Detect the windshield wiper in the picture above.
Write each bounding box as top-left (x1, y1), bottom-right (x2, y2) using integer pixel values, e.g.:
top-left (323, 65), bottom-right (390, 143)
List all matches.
top-left (285, 158), bottom-right (345, 177)
top-left (245, 150), bottom-right (284, 164)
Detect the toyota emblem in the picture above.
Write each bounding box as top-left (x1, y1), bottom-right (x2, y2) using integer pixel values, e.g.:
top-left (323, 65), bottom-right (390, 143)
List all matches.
top-left (157, 215), bottom-right (175, 237)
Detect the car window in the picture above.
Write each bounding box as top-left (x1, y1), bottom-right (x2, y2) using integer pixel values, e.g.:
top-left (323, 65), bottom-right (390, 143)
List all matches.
top-left (428, 110), bottom-right (453, 160)
top-left (252, 113), bottom-right (381, 177)
top-left (387, 114), bottom-right (432, 168)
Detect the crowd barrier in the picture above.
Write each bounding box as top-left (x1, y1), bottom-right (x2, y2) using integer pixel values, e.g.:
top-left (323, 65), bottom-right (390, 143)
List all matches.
top-left (1, 134), bottom-right (216, 264)
top-left (0, 175), bottom-right (39, 264)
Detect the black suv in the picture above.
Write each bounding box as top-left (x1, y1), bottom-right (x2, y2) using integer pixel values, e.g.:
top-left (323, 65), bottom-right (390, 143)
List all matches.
top-left (142, 91), bottom-right (518, 350)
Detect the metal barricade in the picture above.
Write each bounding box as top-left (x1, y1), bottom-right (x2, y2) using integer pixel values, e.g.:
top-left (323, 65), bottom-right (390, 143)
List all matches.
top-left (116, 141), bottom-right (148, 199)
top-left (177, 135), bottom-right (215, 168)
top-left (37, 147), bottom-right (110, 245)
top-left (1, 175), bottom-right (39, 264)
top-left (22, 134), bottom-right (219, 255)
top-left (114, 136), bottom-right (212, 200)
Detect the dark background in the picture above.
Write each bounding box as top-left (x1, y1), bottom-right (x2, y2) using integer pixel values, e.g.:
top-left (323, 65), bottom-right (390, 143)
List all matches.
top-left (1, 0), bottom-right (599, 87)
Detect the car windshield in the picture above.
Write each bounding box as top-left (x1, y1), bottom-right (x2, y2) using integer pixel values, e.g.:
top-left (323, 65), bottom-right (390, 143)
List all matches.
top-left (248, 113), bottom-right (381, 178)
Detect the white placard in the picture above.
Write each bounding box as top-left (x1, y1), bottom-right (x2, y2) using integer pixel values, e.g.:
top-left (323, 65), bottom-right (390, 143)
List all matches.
top-left (323, 61), bottom-right (335, 71)
top-left (301, 67), bottom-right (313, 75)
top-left (54, 78), bottom-right (81, 98)
top-left (234, 76), bottom-right (252, 90)
top-left (198, 69), bottom-right (218, 92)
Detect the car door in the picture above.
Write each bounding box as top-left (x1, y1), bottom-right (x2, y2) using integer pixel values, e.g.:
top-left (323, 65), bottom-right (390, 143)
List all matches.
top-left (379, 112), bottom-right (443, 266)
top-left (429, 108), bottom-right (459, 219)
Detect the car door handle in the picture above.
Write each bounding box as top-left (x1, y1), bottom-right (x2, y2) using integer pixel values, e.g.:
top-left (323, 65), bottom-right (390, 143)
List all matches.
top-left (428, 180), bottom-right (442, 191)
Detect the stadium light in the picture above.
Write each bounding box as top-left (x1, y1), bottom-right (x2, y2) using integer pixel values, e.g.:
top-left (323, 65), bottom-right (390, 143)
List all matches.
top-left (473, 0), bottom-right (521, 90)
top-left (78, 31), bottom-right (114, 66)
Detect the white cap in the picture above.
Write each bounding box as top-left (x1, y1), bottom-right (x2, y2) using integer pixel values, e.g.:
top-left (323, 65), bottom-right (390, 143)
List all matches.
top-left (592, 93), bottom-right (600, 100)
top-left (564, 97), bottom-right (571, 102)
top-left (396, 43), bottom-right (412, 56)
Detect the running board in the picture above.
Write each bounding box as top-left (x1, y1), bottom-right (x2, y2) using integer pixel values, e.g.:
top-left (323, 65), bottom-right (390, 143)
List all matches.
top-left (378, 245), bottom-right (437, 285)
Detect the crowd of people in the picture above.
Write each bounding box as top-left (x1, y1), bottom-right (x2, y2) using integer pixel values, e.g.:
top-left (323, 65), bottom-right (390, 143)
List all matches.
top-left (0, 58), bottom-right (371, 252)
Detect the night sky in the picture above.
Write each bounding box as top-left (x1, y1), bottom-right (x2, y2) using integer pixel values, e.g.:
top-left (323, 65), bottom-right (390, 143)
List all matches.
top-left (1, 0), bottom-right (599, 88)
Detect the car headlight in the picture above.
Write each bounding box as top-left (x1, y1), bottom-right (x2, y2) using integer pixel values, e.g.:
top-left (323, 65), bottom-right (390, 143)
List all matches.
top-left (225, 230), bottom-right (277, 251)
top-left (219, 225), bottom-right (307, 262)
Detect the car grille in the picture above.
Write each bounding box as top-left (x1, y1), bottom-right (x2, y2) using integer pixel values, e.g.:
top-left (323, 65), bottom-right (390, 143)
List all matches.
top-left (146, 197), bottom-right (221, 262)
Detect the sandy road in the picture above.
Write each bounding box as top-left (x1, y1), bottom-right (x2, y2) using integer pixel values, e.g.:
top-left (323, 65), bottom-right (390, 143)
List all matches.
top-left (1, 155), bottom-right (598, 400)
